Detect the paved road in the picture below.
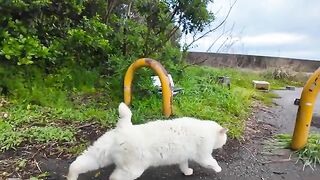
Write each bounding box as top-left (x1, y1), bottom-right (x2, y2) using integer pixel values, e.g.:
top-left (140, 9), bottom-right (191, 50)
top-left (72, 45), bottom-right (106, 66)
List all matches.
top-left (273, 87), bottom-right (320, 133)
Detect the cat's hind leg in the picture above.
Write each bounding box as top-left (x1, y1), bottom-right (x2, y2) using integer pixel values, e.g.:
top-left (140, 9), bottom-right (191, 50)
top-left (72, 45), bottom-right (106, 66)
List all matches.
top-left (67, 154), bottom-right (101, 180)
top-left (194, 155), bottom-right (222, 173)
top-left (179, 160), bottom-right (193, 176)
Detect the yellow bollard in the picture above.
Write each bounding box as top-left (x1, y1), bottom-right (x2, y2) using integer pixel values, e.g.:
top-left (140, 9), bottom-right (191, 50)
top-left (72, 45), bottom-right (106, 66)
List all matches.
top-left (123, 58), bottom-right (173, 117)
top-left (291, 67), bottom-right (320, 150)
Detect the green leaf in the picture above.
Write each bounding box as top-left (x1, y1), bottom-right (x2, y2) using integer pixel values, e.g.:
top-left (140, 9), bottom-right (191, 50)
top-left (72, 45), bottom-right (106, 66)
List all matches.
top-left (5, 54), bottom-right (11, 59)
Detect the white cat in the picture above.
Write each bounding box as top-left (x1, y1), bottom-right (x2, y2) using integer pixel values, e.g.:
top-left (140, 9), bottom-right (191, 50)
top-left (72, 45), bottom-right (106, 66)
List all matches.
top-left (67, 103), bottom-right (228, 180)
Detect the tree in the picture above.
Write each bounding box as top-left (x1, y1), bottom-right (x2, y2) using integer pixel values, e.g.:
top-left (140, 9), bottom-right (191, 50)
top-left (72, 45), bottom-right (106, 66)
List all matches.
top-left (0, 0), bottom-right (217, 68)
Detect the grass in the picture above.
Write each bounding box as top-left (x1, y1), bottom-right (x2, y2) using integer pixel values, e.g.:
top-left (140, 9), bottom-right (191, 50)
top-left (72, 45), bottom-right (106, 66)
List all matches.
top-left (0, 64), bottom-right (306, 178)
top-left (0, 119), bottom-right (75, 151)
top-left (253, 91), bottom-right (281, 105)
top-left (266, 133), bottom-right (320, 169)
top-left (0, 65), bottom-right (301, 152)
top-left (173, 66), bottom-right (255, 137)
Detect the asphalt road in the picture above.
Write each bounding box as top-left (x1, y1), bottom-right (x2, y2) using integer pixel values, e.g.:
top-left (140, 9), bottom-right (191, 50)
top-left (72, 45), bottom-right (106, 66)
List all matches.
top-left (273, 87), bottom-right (320, 133)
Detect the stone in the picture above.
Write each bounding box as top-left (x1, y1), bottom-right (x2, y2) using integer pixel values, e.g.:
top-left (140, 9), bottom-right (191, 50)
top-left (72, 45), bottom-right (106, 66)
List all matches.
top-left (3, 112), bottom-right (9, 118)
top-left (252, 80), bottom-right (270, 91)
top-left (286, 86), bottom-right (295, 90)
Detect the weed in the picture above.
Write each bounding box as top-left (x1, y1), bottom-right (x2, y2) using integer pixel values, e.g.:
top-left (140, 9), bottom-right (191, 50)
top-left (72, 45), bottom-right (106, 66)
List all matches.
top-left (26, 126), bottom-right (75, 143)
top-left (30, 172), bottom-right (50, 180)
top-left (261, 68), bottom-right (305, 88)
top-left (253, 91), bottom-right (280, 106)
top-left (0, 120), bottom-right (23, 151)
top-left (0, 118), bottom-right (76, 151)
top-left (266, 133), bottom-right (320, 169)
top-left (65, 142), bottom-right (90, 155)
top-left (15, 158), bottom-right (28, 171)
top-left (0, 130), bottom-right (24, 151)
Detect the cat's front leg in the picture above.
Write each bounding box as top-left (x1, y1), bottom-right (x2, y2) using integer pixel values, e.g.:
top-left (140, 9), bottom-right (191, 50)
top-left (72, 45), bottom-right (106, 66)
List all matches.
top-left (211, 159), bottom-right (222, 173)
top-left (195, 156), bottom-right (222, 173)
top-left (179, 160), bottom-right (193, 176)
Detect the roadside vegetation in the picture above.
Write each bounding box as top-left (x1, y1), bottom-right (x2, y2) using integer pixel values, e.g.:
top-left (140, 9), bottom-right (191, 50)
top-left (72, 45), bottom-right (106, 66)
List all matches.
top-left (0, 0), bottom-right (307, 179)
top-left (0, 64), bottom-right (303, 178)
top-left (266, 134), bottom-right (320, 168)
top-left (0, 65), bottom-right (302, 151)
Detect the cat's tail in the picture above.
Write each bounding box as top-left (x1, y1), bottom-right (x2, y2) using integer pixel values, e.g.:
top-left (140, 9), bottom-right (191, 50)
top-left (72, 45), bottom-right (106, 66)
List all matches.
top-left (116, 102), bottom-right (133, 128)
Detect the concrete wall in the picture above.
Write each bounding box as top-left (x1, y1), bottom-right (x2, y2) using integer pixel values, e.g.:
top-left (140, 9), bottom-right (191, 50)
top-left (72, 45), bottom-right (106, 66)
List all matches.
top-left (186, 52), bottom-right (320, 72)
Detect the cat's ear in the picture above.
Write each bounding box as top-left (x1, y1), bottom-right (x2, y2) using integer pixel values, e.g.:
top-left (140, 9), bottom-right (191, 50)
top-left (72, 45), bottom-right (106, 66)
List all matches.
top-left (219, 128), bottom-right (228, 134)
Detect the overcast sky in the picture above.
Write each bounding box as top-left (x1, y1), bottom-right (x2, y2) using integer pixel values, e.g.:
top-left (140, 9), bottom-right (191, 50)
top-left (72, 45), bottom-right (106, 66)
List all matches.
top-left (184, 0), bottom-right (320, 60)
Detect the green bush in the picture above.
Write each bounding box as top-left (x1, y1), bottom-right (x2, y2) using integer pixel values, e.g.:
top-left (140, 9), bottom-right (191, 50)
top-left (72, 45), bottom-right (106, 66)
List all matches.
top-left (0, 1), bottom-right (186, 107)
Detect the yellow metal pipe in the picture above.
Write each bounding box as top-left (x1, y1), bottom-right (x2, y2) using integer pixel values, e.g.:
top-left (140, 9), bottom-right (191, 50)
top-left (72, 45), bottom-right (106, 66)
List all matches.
top-left (291, 67), bottom-right (320, 150)
top-left (123, 58), bottom-right (173, 117)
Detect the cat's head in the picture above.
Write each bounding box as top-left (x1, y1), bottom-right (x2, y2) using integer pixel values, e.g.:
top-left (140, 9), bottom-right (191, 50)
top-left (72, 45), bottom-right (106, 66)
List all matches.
top-left (215, 127), bottom-right (228, 148)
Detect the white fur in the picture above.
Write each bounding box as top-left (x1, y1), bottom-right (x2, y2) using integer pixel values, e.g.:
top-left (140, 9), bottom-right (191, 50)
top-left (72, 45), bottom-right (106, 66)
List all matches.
top-left (117, 102), bottom-right (132, 128)
top-left (67, 103), bottom-right (228, 180)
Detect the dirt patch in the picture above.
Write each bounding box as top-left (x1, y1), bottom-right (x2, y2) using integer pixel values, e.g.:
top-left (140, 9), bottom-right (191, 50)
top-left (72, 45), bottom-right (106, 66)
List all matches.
top-left (0, 122), bottom-right (107, 179)
top-left (70, 92), bottom-right (110, 108)
top-left (214, 102), bottom-right (277, 164)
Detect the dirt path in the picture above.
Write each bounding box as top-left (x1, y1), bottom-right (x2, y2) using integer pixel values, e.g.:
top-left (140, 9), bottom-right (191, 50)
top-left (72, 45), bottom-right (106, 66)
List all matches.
top-left (10, 89), bottom-right (320, 180)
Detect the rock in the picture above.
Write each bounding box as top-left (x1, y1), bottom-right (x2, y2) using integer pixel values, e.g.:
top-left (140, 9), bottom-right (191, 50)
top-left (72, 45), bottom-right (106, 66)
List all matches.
top-left (286, 86), bottom-right (295, 90)
top-left (252, 80), bottom-right (270, 91)
top-left (3, 112), bottom-right (9, 118)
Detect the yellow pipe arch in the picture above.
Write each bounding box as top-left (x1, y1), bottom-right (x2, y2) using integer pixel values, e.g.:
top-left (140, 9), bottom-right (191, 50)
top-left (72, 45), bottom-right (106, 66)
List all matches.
top-left (123, 58), bottom-right (173, 117)
top-left (291, 67), bottom-right (320, 150)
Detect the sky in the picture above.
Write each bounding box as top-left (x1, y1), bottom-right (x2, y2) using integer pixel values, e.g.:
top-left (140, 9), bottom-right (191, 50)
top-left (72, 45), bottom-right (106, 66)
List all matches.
top-left (184, 0), bottom-right (320, 60)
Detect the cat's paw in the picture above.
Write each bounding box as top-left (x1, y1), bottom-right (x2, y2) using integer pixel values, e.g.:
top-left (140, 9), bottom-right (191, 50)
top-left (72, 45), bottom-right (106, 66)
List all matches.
top-left (183, 168), bottom-right (193, 176)
top-left (214, 165), bottom-right (222, 173)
